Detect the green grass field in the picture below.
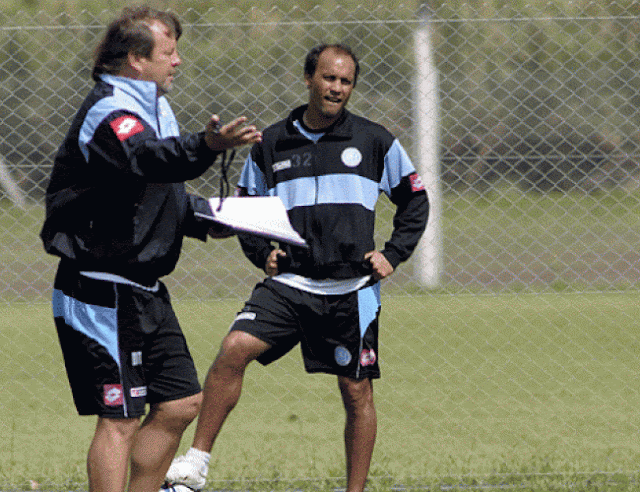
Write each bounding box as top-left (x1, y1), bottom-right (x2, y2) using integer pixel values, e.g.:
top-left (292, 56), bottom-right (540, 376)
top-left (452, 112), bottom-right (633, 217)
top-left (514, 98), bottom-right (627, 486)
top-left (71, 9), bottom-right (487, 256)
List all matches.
top-left (1, 190), bottom-right (639, 490)
top-left (1, 292), bottom-right (639, 491)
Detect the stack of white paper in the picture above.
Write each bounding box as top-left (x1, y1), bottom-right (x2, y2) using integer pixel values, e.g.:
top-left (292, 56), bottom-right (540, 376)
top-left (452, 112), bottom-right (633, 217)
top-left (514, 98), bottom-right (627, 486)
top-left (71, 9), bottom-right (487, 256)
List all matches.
top-left (196, 196), bottom-right (308, 248)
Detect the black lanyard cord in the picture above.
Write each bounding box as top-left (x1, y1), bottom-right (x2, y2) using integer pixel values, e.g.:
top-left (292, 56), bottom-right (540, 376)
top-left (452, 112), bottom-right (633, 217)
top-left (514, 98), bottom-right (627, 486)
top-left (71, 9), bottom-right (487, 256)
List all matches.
top-left (216, 149), bottom-right (236, 212)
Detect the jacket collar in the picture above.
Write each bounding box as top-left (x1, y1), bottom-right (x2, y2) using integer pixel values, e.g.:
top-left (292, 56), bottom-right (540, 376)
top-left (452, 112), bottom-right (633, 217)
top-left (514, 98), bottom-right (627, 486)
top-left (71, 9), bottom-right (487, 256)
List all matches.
top-left (285, 104), bottom-right (353, 139)
top-left (99, 74), bottom-right (161, 117)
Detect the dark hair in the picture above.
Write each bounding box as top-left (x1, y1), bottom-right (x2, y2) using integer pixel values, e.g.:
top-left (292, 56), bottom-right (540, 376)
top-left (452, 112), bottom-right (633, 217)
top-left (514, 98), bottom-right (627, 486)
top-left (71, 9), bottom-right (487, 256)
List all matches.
top-left (92, 5), bottom-right (182, 81)
top-left (304, 43), bottom-right (360, 87)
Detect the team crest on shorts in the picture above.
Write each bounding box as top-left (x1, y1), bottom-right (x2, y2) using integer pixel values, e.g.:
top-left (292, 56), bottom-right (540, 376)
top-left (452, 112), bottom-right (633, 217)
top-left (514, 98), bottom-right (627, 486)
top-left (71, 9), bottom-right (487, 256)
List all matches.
top-left (334, 346), bottom-right (352, 366)
top-left (360, 349), bottom-right (377, 367)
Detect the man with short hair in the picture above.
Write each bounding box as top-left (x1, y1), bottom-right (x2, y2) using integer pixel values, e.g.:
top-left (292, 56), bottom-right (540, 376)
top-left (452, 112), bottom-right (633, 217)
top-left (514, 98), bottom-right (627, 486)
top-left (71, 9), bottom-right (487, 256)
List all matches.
top-left (40, 6), bottom-right (262, 492)
top-left (165, 43), bottom-right (429, 492)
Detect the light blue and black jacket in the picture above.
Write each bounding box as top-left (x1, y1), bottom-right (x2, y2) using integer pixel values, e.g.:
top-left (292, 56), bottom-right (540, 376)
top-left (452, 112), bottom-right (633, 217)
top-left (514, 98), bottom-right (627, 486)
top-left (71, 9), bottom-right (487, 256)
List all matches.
top-left (41, 75), bottom-right (220, 285)
top-left (237, 105), bottom-right (429, 280)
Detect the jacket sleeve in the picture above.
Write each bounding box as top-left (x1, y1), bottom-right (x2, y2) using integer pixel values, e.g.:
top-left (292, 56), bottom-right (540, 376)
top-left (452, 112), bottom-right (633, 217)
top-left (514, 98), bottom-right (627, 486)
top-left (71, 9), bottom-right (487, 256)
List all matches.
top-left (183, 194), bottom-right (215, 241)
top-left (382, 174), bottom-right (429, 268)
top-left (89, 111), bottom-right (221, 182)
top-left (379, 139), bottom-right (430, 268)
top-left (238, 232), bottom-right (274, 271)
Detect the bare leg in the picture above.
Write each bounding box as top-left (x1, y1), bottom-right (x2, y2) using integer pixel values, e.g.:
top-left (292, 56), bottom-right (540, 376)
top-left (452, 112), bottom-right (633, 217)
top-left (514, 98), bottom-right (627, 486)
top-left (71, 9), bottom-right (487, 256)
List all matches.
top-left (128, 393), bottom-right (202, 492)
top-left (191, 331), bottom-right (270, 453)
top-left (338, 377), bottom-right (377, 492)
top-left (88, 417), bottom-right (140, 492)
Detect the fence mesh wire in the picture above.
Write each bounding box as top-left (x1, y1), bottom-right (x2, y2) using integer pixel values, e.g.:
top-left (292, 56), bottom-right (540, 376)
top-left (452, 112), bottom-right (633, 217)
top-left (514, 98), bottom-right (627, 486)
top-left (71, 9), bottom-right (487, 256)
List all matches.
top-left (0, 2), bottom-right (639, 489)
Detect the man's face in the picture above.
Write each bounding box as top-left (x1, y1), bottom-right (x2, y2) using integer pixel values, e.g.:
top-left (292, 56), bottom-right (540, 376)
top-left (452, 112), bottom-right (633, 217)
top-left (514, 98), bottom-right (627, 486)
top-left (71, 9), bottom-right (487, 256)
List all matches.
top-left (137, 20), bottom-right (181, 95)
top-left (304, 48), bottom-right (356, 127)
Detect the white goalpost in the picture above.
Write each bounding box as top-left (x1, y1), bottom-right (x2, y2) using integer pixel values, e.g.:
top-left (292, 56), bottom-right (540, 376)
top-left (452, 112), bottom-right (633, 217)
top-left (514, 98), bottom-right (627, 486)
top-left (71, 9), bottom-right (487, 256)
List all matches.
top-left (0, 154), bottom-right (27, 209)
top-left (413, 6), bottom-right (443, 288)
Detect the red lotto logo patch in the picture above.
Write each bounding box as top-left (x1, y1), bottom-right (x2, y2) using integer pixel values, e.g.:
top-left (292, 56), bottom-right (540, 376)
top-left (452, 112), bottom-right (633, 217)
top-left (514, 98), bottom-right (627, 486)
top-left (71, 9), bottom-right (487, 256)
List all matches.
top-left (409, 173), bottom-right (425, 192)
top-left (110, 115), bottom-right (144, 141)
top-left (103, 384), bottom-right (124, 406)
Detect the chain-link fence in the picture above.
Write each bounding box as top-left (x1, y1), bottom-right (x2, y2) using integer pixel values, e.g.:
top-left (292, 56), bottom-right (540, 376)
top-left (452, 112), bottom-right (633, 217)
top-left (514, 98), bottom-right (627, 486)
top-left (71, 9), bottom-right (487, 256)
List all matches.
top-left (1, 2), bottom-right (639, 489)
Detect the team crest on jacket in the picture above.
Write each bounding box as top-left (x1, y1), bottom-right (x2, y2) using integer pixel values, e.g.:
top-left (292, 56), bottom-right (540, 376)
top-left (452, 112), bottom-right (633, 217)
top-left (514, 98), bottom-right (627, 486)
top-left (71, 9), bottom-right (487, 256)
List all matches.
top-left (110, 115), bottom-right (145, 141)
top-left (341, 147), bottom-right (362, 168)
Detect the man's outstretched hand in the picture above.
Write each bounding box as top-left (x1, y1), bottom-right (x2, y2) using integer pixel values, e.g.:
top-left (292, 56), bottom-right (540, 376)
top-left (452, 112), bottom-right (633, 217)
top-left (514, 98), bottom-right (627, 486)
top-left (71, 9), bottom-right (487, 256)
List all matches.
top-left (204, 115), bottom-right (262, 151)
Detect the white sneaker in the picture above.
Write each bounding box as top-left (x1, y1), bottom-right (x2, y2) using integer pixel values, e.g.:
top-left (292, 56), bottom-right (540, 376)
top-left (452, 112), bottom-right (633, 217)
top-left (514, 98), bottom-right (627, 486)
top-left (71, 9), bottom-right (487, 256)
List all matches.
top-left (165, 455), bottom-right (208, 491)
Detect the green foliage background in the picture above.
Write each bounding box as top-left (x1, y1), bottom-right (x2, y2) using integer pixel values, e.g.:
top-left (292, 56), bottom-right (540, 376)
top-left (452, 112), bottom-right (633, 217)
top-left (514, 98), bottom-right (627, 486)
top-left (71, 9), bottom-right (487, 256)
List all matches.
top-left (1, 0), bottom-right (640, 298)
top-left (3, 0), bottom-right (640, 199)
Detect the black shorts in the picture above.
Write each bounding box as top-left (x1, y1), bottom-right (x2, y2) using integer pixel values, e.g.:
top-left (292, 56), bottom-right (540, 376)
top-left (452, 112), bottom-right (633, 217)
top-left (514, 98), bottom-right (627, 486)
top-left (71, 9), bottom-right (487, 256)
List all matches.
top-left (51, 263), bottom-right (201, 418)
top-left (230, 278), bottom-right (381, 380)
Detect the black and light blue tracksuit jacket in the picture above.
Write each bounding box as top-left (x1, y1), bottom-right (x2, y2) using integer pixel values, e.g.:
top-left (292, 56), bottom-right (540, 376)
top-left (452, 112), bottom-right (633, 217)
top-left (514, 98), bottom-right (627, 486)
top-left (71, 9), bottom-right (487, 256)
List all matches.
top-left (41, 74), bottom-right (220, 285)
top-left (236, 105), bottom-right (429, 280)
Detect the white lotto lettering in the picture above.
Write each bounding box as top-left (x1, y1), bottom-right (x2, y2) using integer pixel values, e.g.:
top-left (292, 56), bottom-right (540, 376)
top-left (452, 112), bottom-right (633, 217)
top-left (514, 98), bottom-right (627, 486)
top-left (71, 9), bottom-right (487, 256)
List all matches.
top-left (273, 160), bottom-right (292, 172)
top-left (234, 312), bottom-right (256, 322)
